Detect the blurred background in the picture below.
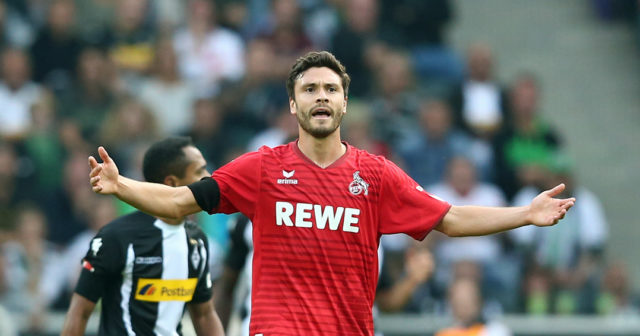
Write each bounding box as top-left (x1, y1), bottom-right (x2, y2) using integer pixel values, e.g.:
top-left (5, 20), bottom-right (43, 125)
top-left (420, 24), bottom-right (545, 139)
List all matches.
top-left (0, 0), bottom-right (638, 335)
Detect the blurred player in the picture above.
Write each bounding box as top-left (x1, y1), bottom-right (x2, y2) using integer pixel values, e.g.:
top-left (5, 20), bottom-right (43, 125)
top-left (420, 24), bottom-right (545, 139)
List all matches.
top-left (88, 51), bottom-right (575, 335)
top-left (63, 137), bottom-right (224, 336)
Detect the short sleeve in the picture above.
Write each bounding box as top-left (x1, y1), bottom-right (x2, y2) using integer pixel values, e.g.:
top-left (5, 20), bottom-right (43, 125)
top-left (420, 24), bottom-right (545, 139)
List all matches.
top-left (212, 151), bottom-right (262, 218)
top-left (191, 234), bottom-right (213, 303)
top-left (74, 228), bottom-right (123, 302)
top-left (378, 160), bottom-right (451, 240)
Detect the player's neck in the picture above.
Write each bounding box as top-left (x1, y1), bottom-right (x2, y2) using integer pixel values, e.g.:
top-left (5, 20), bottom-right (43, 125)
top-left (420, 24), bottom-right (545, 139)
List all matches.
top-left (297, 130), bottom-right (346, 169)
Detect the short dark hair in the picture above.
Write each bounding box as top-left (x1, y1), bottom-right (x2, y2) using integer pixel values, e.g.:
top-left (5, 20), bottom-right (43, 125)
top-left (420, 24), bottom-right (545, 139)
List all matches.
top-left (286, 51), bottom-right (350, 101)
top-left (142, 136), bottom-right (193, 183)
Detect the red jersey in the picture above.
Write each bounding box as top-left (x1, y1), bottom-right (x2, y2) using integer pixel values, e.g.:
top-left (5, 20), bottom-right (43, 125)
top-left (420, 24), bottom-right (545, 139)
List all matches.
top-left (212, 141), bottom-right (450, 336)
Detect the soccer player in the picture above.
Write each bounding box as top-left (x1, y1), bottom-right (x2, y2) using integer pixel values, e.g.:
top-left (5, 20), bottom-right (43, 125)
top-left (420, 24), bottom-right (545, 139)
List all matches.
top-left (88, 51), bottom-right (575, 335)
top-left (63, 137), bottom-right (224, 336)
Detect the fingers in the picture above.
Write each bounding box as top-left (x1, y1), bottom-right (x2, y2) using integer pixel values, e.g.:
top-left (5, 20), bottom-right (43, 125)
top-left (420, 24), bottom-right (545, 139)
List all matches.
top-left (89, 165), bottom-right (102, 178)
top-left (88, 155), bottom-right (98, 169)
top-left (544, 183), bottom-right (565, 197)
top-left (561, 200), bottom-right (575, 210)
top-left (98, 146), bottom-right (111, 164)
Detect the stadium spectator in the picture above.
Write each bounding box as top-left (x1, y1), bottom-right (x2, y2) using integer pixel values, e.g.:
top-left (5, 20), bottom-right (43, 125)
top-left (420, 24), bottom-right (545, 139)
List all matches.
top-left (57, 46), bottom-right (116, 145)
top-left (217, 38), bottom-right (288, 145)
top-left (449, 42), bottom-right (509, 141)
top-left (379, 0), bottom-right (462, 83)
top-left (183, 98), bottom-right (229, 169)
top-left (153, 0), bottom-right (187, 32)
top-left (369, 49), bottom-right (421, 147)
top-left (376, 241), bottom-right (436, 312)
top-left (29, 0), bottom-right (84, 94)
top-left (492, 72), bottom-right (563, 200)
top-left (596, 261), bottom-right (640, 316)
top-left (99, 96), bottom-right (159, 175)
top-left (330, 0), bottom-right (381, 98)
top-left (88, 51), bottom-right (575, 335)
top-left (1, 205), bottom-right (64, 333)
top-left (72, 0), bottom-right (115, 44)
top-left (173, 0), bottom-right (245, 98)
top-left (249, 0), bottom-right (315, 78)
top-left (33, 150), bottom-right (100, 245)
top-left (0, 141), bottom-right (28, 221)
top-left (17, 91), bottom-right (64, 194)
top-left (397, 99), bottom-right (489, 187)
top-left (435, 277), bottom-right (512, 336)
top-left (137, 37), bottom-right (196, 135)
top-left (341, 100), bottom-right (392, 158)
top-left (0, 1), bottom-right (33, 48)
top-left (246, 105), bottom-right (298, 151)
top-left (101, 0), bottom-right (155, 79)
top-left (0, 250), bottom-right (17, 336)
top-left (0, 48), bottom-right (44, 140)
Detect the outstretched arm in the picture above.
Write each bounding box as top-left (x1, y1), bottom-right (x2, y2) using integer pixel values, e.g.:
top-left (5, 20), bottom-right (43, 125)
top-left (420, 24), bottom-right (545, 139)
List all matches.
top-left (89, 146), bottom-right (202, 219)
top-left (436, 184), bottom-right (575, 237)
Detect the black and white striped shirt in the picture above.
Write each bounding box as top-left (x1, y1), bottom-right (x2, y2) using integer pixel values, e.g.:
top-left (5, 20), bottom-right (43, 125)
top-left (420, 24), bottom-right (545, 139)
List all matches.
top-left (75, 211), bottom-right (212, 336)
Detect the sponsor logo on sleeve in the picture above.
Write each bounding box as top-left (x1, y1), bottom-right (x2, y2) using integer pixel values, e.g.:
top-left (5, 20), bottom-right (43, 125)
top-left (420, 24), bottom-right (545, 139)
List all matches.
top-left (82, 260), bottom-right (95, 272)
top-left (91, 238), bottom-right (103, 256)
top-left (416, 185), bottom-right (445, 201)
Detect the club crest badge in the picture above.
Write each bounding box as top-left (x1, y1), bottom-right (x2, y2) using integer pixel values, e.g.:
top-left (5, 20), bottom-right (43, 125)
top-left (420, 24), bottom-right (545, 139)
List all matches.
top-left (191, 245), bottom-right (201, 269)
top-left (349, 171), bottom-right (369, 196)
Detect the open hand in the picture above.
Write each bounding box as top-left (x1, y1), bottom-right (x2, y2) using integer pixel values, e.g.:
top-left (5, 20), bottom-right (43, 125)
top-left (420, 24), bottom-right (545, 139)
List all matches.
top-left (88, 146), bottom-right (119, 194)
top-left (529, 184), bottom-right (576, 227)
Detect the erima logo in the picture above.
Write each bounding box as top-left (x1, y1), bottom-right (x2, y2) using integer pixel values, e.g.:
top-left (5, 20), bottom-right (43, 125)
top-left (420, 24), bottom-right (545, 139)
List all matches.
top-left (277, 170), bottom-right (298, 185)
top-left (135, 278), bottom-right (198, 302)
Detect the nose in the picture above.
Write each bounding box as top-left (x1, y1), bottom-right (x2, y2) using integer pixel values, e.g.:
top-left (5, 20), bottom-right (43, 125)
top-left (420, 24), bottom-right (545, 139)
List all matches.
top-left (316, 89), bottom-right (329, 103)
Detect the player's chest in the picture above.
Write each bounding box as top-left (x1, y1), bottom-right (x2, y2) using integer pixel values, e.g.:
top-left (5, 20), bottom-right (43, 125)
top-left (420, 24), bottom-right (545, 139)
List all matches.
top-left (257, 165), bottom-right (380, 236)
top-left (260, 164), bottom-right (378, 206)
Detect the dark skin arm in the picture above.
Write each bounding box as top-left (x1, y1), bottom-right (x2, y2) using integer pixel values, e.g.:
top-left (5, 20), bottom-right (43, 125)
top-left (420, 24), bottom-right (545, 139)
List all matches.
top-left (61, 293), bottom-right (96, 336)
top-left (213, 267), bottom-right (241, 330)
top-left (188, 299), bottom-right (225, 336)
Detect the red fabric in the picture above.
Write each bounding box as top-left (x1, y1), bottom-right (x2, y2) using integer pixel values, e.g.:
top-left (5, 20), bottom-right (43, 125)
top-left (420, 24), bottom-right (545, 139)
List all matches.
top-left (212, 141), bottom-right (450, 335)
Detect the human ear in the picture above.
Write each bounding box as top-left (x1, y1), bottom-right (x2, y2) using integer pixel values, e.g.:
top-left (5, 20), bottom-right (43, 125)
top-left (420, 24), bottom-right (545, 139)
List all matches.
top-left (164, 175), bottom-right (179, 187)
top-left (289, 98), bottom-right (297, 115)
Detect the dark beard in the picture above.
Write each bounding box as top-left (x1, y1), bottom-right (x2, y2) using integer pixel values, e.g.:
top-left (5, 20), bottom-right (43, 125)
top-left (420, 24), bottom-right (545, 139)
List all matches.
top-left (296, 108), bottom-right (343, 138)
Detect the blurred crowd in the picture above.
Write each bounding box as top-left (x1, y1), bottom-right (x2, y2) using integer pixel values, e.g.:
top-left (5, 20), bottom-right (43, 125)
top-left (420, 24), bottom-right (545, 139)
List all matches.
top-left (0, 0), bottom-right (638, 334)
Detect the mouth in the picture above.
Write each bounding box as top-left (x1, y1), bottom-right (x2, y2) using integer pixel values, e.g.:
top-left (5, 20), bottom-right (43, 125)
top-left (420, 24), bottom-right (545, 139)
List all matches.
top-left (311, 107), bottom-right (332, 119)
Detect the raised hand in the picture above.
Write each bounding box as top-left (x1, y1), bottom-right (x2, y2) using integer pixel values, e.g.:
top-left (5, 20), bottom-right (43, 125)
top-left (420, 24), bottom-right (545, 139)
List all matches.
top-left (405, 248), bottom-right (435, 284)
top-left (529, 184), bottom-right (576, 227)
top-left (88, 146), bottom-right (120, 194)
